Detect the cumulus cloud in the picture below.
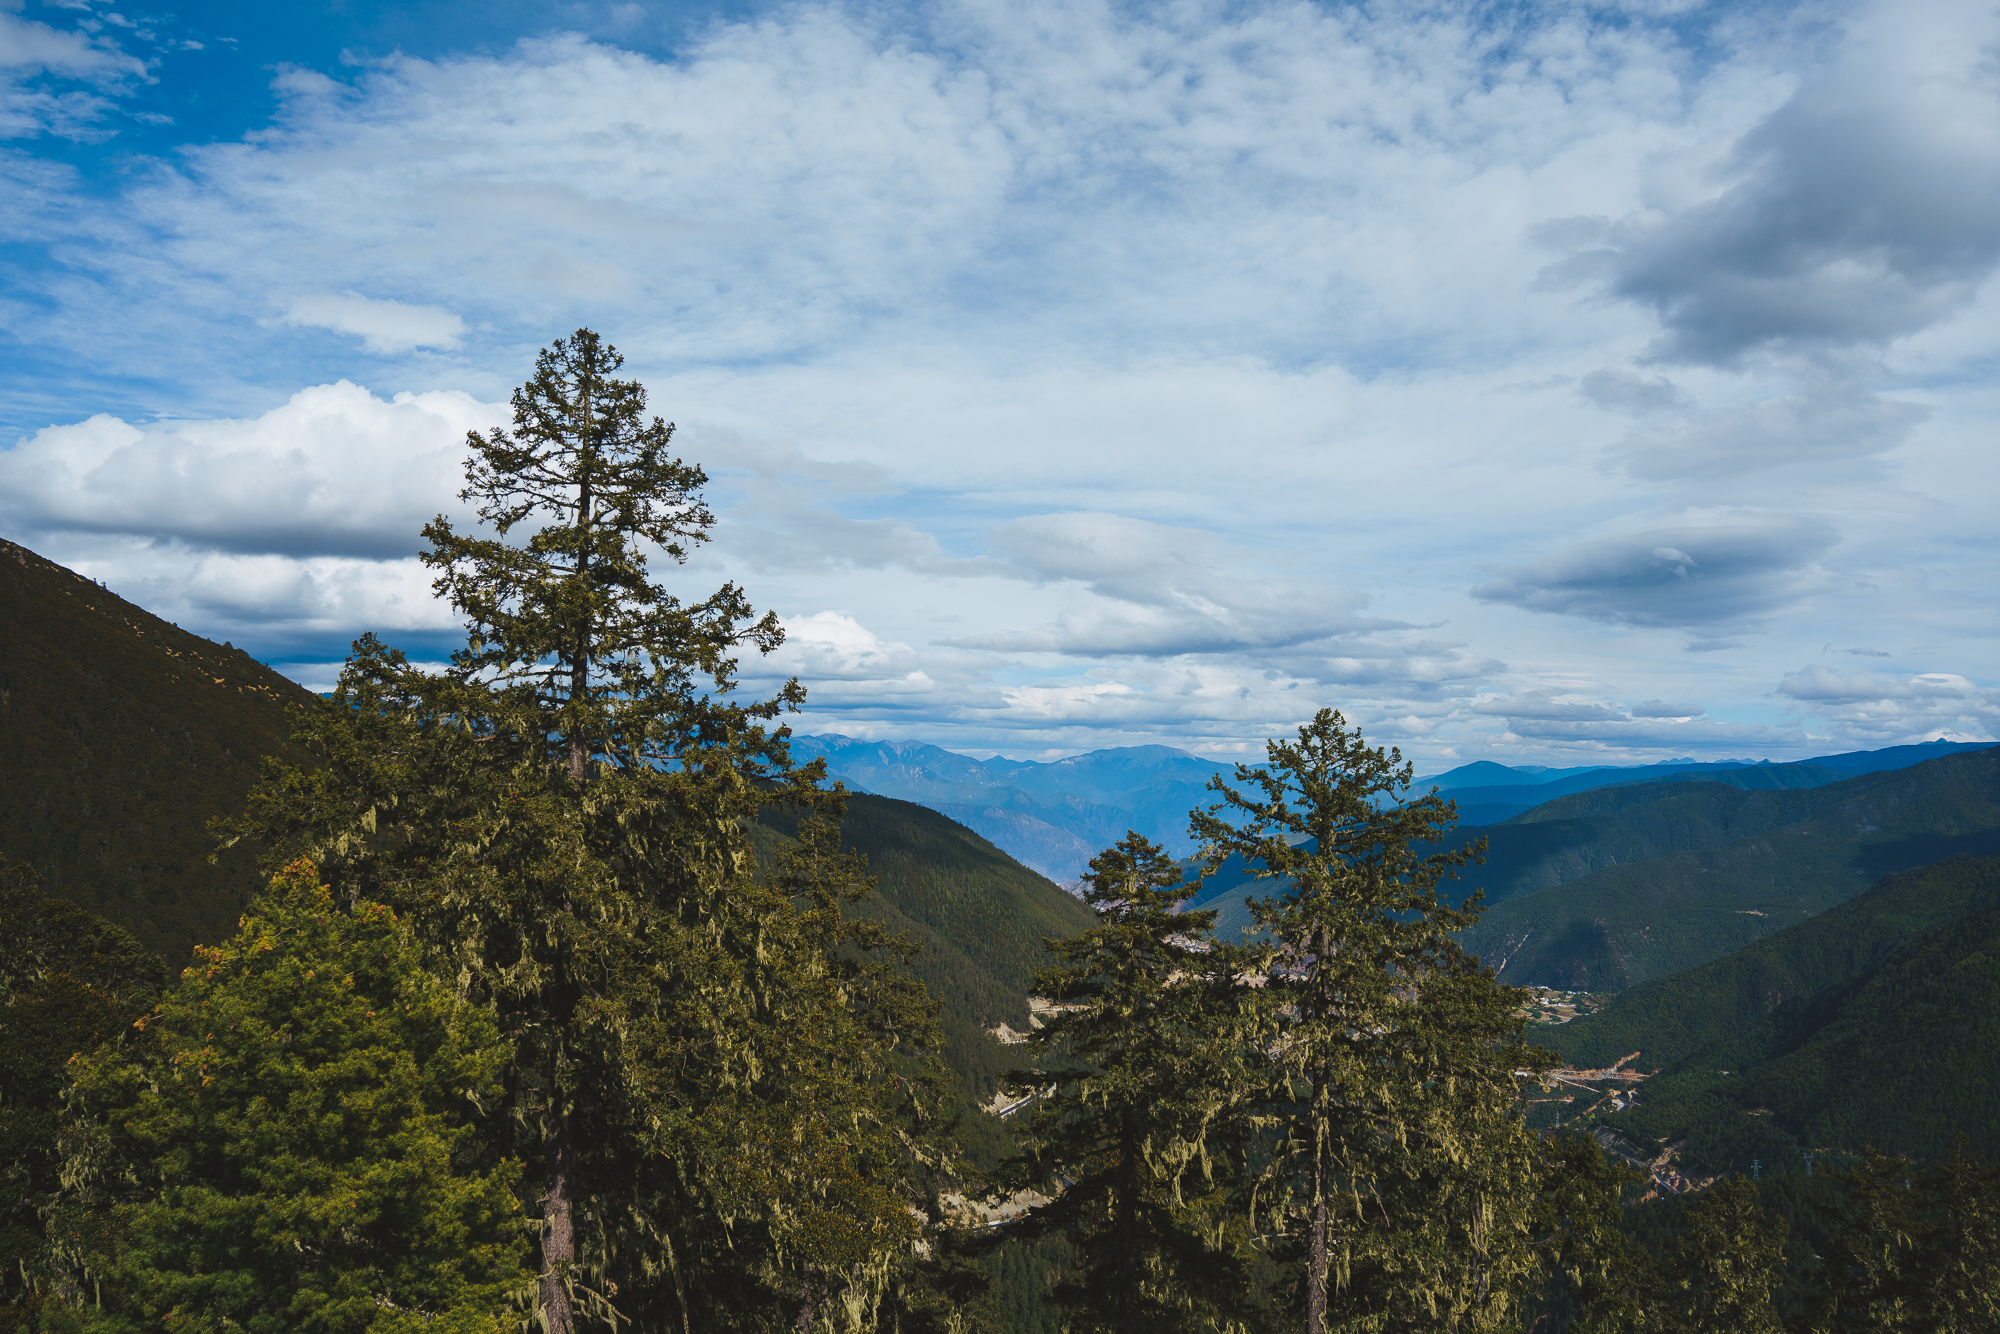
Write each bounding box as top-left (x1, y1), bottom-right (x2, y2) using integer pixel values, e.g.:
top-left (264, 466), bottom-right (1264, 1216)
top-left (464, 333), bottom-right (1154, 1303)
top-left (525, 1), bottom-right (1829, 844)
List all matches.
top-left (281, 293), bottom-right (467, 353)
top-left (1630, 699), bottom-right (1704, 718)
top-left (1776, 664), bottom-right (1999, 745)
top-left (1541, 0), bottom-right (2000, 365)
top-left (0, 381), bottom-right (498, 557)
top-left (1472, 690), bottom-right (1626, 722)
top-left (701, 430), bottom-right (984, 578)
top-left (1458, 687), bottom-right (1795, 749)
top-left (1579, 368), bottom-right (1690, 415)
top-left (1472, 510), bottom-right (1838, 631)
top-left (1776, 665), bottom-right (1974, 705)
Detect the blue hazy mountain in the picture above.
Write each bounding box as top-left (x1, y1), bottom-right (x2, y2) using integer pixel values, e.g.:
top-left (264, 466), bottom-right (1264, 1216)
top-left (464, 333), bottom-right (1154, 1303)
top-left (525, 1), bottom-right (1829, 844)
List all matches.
top-left (794, 733), bottom-right (2000, 882)
top-left (1412, 740), bottom-right (2000, 826)
top-left (788, 735), bottom-right (1233, 879)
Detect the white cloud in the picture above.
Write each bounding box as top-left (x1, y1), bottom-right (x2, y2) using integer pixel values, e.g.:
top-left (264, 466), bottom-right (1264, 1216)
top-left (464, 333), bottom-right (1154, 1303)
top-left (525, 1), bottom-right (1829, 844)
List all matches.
top-left (1776, 664), bottom-right (1999, 745)
top-left (1, 0), bottom-right (1996, 765)
top-left (0, 2), bottom-right (147, 138)
top-left (281, 294), bottom-right (467, 353)
top-left (0, 381), bottom-right (500, 557)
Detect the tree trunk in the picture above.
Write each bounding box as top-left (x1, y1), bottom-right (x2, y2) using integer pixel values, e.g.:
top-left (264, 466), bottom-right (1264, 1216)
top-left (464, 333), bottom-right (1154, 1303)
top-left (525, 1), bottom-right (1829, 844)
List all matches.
top-left (542, 1117), bottom-right (578, 1334)
top-left (1306, 920), bottom-right (1331, 1334)
top-left (1306, 1142), bottom-right (1329, 1334)
top-left (1119, 1118), bottom-right (1139, 1323)
top-left (795, 1264), bottom-right (816, 1332)
top-left (568, 373), bottom-right (594, 787)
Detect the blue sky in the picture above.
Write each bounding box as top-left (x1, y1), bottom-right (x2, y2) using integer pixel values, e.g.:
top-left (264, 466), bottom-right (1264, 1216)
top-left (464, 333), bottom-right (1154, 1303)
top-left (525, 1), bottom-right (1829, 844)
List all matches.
top-left (3, 0), bottom-right (1997, 764)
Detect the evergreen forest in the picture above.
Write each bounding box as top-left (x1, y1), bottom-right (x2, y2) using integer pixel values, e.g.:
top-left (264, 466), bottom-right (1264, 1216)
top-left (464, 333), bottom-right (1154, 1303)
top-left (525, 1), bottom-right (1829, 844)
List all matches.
top-left (3, 331), bottom-right (1996, 1333)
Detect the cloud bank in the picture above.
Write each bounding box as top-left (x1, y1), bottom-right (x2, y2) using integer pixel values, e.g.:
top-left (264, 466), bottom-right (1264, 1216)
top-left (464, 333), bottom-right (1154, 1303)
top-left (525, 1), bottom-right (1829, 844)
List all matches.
top-left (0, 0), bottom-right (1994, 761)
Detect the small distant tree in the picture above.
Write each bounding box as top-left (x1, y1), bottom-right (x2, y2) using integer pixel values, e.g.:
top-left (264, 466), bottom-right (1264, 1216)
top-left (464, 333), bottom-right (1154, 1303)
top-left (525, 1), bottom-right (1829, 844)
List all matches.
top-left (65, 860), bottom-right (526, 1334)
top-left (1193, 709), bottom-right (1556, 1333)
top-left (996, 831), bottom-right (1261, 1332)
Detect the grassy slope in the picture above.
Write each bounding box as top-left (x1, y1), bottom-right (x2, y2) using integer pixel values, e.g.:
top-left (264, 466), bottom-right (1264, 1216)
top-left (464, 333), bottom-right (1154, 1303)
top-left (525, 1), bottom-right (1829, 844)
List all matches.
top-left (1543, 855), bottom-right (2000, 1172)
top-left (0, 540), bottom-right (317, 963)
top-left (1458, 750), bottom-right (2000, 989)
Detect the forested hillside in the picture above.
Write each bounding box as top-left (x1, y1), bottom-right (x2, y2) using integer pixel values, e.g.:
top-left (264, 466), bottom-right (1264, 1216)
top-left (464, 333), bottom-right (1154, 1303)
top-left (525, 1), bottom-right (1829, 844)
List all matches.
top-left (756, 791), bottom-right (1097, 1144)
top-left (1541, 854), bottom-right (2000, 1174)
top-left (1457, 750), bottom-right (2000, 988)
top-left (0, 539), bottom-right (318, 960)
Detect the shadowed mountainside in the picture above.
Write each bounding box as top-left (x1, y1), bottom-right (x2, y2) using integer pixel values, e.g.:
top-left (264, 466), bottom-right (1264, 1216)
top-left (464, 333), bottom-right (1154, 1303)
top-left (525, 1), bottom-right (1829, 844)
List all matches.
top-left (1540, 854), bottom-right (2000, 1173)
top-left (1459, 750), bottom-right (2000, 989)
top-left (3, 539), bottom-right (1094, 1139)
top-left (0, 539), bottom-right (318, 963)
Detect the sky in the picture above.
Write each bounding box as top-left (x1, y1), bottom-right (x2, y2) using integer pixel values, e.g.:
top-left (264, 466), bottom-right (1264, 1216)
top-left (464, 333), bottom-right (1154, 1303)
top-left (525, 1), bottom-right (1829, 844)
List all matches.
top-left (3, 0), bottom-right (1997, 766)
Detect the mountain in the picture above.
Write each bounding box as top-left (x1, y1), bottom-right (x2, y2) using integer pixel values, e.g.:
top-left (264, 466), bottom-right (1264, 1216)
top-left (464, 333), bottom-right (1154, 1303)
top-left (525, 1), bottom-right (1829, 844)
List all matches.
top-left (789, 734), bottom-right (1235, 879)
top-left (755, 794), bottom-right (1098, 1147)
top-left (1185, 750), bottom-right (2000, 978)
top-left (1458, 750), bottom-right (2000, 989)
top-left (797, 732), bottom-right (2000, 875)
top-left (1414, 760), bottom-right (1614, 790)
top-left (2, 540), bottom-right (1094, 1149)
top-left (1418, 742), bottom-right (2000, 826)
top-left (0, 539), bottom-right (319, 961)
top-left (1539, 853), bottom-right (2000, 1174)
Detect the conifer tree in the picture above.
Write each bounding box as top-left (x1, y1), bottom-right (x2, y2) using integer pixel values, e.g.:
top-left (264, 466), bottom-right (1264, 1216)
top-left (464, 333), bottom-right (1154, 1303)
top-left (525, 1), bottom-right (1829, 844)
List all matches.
top-left (1813, 1141), bottom-right (2000, 1333)
top-left (1192, 709), bottom-right (1555, 1333)
top-left (1649, 1176), bottom-right (1787, 1334)
top-left (996, 832), bottom-right (1260, 1334)
top-left (223, 331), bottom-right (955, 1332)
top-left (64, 860), bottom-right (526, 1333)
top-left (0, 857), bottom-right (163, 1327)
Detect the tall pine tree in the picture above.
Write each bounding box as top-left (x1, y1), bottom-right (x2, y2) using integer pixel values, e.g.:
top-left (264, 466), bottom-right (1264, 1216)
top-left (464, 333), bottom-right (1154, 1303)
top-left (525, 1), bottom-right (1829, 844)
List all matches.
top-left (224, 331), bottom-right (954, 1332)
top-left (1193, 710), bottom-right (1556, 1333)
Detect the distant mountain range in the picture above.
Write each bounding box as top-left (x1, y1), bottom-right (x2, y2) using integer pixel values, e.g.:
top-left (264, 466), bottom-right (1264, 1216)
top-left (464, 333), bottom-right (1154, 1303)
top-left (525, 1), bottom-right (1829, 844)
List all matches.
top-left (792, 732), bottom-right (2000, 880)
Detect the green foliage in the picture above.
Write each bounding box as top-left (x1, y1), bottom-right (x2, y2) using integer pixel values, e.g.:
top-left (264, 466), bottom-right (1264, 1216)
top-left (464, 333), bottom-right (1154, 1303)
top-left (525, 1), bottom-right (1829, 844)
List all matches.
top-left (63, 859), bottom-right (526, 1333)
top-left (1459, 749), bottom-right (2000, 990)
top-left (419, 327), bottom-right (790, 780)
top-left (1647, 1176), bottom-right (1788, 1334)
top-left (223, 331), bottom-right (968, 1332)
top-left (1194, 710), bottom-right (1558, 1333)
top-left (997, 832), bottom-right (1260, 1333)
top-left (1521, 1134), bottom-right (1652, 1334)
top-left (0, 539), bottom-right (316, 959)
top-left (0, 858), bottom-right (164, 1332)
top-left (1811, 1140), bottom-right (2000, 1333)
top-left (754, 793), bottom-right (1098, 1170)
